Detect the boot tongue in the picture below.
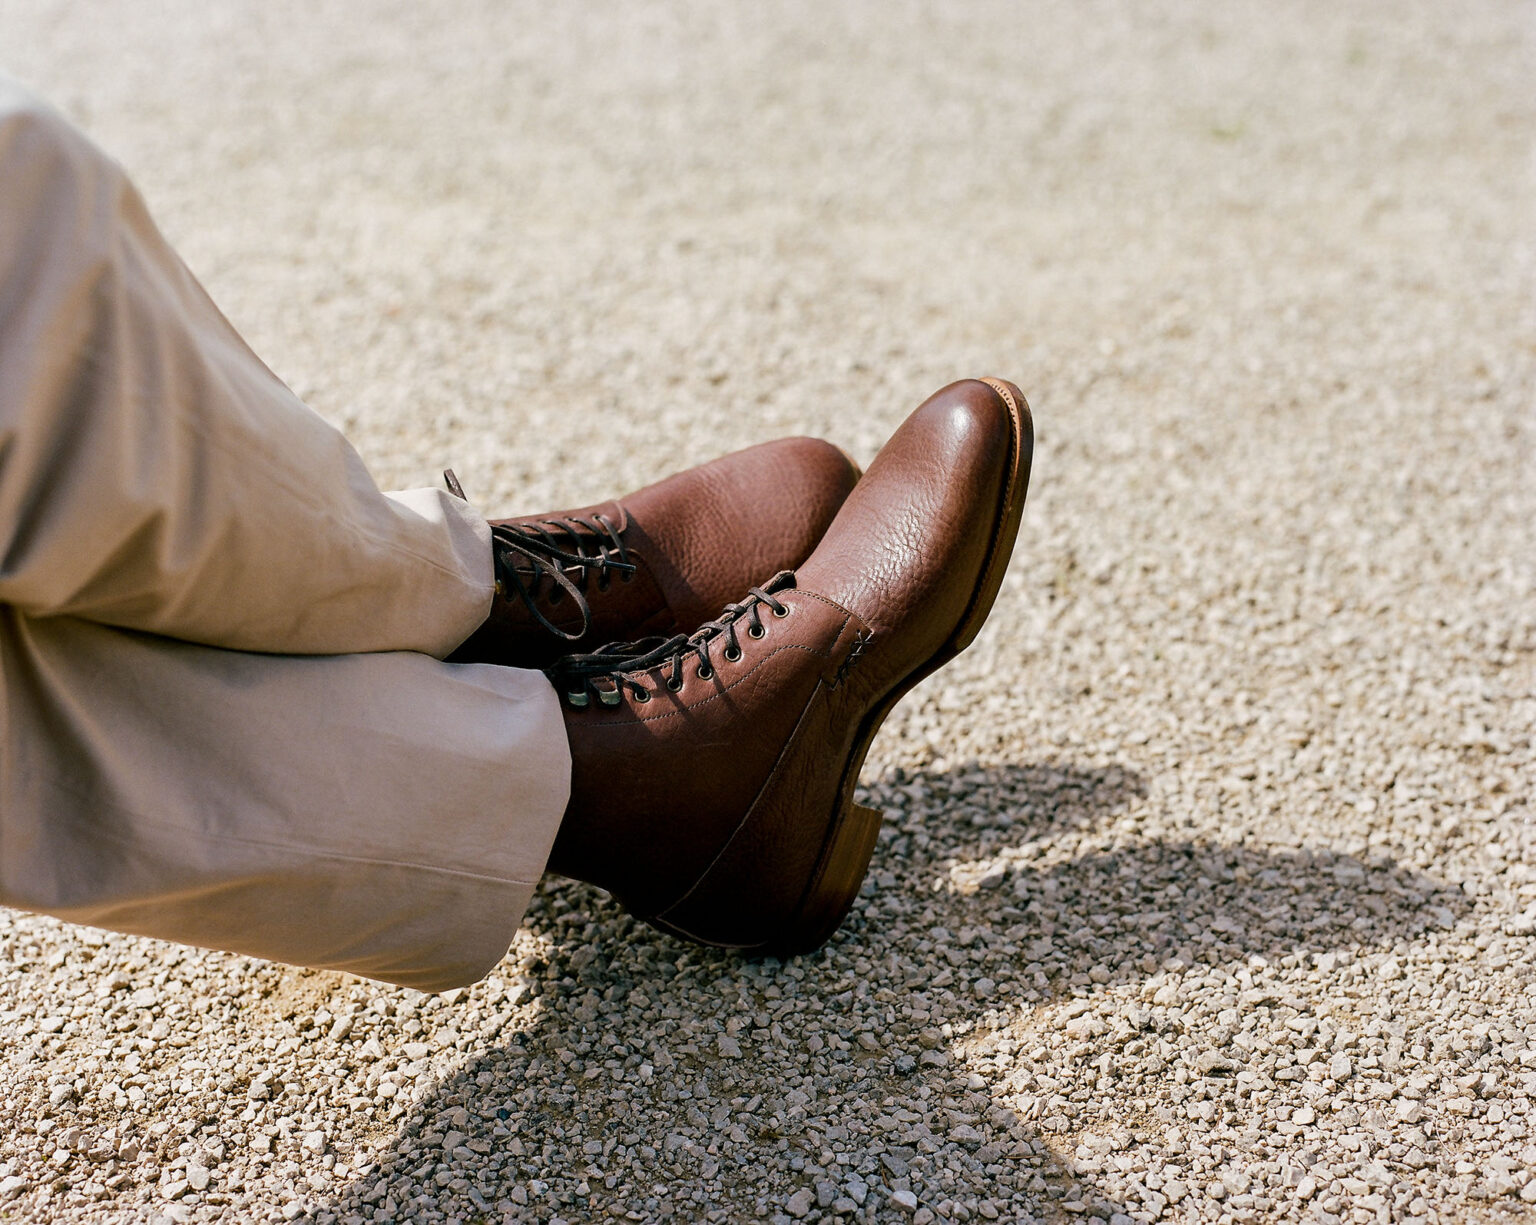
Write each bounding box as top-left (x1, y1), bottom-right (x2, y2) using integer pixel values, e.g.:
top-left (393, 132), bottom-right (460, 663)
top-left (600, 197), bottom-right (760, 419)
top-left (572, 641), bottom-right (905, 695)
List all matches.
top-left (683, 570), bottom-right (794, 643)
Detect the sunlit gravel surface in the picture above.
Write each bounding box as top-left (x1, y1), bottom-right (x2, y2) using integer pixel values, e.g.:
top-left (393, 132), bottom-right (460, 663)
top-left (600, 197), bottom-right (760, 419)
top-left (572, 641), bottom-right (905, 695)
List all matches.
top-left (1, 2), bottom-right (1533, 1222)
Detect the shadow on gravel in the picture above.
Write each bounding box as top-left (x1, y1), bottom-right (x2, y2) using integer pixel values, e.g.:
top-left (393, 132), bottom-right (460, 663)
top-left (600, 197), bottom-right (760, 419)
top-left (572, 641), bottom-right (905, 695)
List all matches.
top-left (317, 759), bottom-right (1469, 1224)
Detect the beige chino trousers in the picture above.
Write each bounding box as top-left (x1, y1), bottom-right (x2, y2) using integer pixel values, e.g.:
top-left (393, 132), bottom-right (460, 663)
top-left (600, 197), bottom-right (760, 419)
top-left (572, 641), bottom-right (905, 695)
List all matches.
top-left (0, 76), bottom-right (570, 992)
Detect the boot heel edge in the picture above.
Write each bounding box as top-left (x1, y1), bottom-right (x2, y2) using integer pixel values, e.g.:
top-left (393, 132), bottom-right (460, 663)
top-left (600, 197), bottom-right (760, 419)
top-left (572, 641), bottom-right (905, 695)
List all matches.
top-left (770, 802), bottom-right (885, 956)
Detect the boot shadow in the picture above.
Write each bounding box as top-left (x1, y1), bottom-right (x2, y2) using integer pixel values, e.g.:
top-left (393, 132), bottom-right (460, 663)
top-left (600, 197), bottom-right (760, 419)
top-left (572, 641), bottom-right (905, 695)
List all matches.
top-left (311, 759), bottom-right (1467, 1223)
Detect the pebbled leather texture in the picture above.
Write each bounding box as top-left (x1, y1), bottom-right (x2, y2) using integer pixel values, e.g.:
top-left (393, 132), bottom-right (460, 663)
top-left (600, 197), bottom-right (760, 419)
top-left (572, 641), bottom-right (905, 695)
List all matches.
top-left (448, 437), bottom-right (860, 669)
top-left (550, 378), bottom-right (1034, 952)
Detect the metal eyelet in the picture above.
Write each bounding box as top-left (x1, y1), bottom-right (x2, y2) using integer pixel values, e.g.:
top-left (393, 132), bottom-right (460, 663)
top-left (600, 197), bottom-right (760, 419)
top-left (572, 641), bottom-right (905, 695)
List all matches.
top-left (747, 624), bottom-right (766, 639)
top-left (598, 688), bottom-right (623, 707)
top-left (772, 604), bottom-right (790, 618)
top-left (565, 691), bottom-right (590, 709)
top-left (667, 676), bottom-right (684, 692)
top-left (632, 687), bottom-right (651, 703)
top-left (697, 666), bottom-right (714, 681)
top-left (723, 646), bottom-right (742, 663)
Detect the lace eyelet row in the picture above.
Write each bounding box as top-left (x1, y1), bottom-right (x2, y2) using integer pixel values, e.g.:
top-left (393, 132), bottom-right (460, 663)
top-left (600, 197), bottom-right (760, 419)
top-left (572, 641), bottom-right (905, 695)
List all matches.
top-left (656, 602), bottom-right (793, 694)
top-left (555, 584), bottom-right (795, 710)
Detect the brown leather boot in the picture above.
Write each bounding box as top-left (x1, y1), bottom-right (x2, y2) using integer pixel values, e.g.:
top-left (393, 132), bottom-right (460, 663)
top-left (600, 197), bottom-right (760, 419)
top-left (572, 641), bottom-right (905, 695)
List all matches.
top-left (545, 377), bottom-right (1033, 953)
top-left (445, 438), bottom-right (860, 670)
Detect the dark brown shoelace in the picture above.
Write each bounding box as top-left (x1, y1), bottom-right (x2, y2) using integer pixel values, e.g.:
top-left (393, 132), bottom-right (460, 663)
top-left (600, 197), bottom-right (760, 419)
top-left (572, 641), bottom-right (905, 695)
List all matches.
top-left (548, 571), bottom-right (797, 708)
top-left (445, 469), bottom-right (636, 641)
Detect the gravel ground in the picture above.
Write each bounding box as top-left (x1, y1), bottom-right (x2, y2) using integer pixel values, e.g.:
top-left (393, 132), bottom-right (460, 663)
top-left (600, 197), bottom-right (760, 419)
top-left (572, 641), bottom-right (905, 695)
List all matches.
top-left (2, 2), bottom-right (1534, 1223)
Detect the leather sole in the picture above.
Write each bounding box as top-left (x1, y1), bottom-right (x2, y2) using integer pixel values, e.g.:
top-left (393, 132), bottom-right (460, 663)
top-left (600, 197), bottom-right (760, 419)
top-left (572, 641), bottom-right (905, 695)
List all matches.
top-left (767, 378), bottom-right (1034, 955)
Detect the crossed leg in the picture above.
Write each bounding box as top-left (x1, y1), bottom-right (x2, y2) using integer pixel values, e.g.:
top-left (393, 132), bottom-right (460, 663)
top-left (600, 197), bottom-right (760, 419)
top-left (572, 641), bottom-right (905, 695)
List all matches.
top-left (0, 76), bottom-right (569, 991)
